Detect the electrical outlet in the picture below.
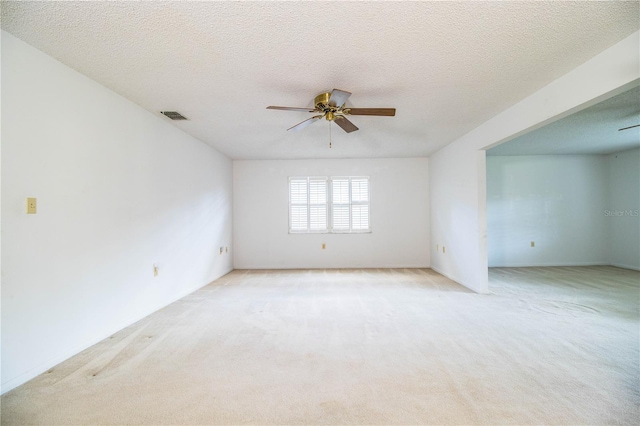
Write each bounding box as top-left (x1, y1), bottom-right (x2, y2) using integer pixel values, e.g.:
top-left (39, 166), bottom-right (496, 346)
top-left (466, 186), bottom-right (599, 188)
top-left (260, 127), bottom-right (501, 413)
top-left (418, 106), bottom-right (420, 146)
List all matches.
top-left (322, 243), bottom-right (326, 250)
top-left (153, 265), bottom-right (159, 277)
top-left (26, 197), bottom-right (37, 214)
top-left (531, 241), bottom-right (535, 248)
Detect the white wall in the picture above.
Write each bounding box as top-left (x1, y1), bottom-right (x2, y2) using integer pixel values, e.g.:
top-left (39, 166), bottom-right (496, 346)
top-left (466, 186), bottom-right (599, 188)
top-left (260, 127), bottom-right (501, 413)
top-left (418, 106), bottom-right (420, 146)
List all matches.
top-left (430, 148), bottom-right (488, 291)
top-left (607, 148), bottom-right (640, 270)
top-left (1, 32), bottom-right (233, 393)
top-left (487, 155), bottom-right (609, 267)
top-left (429, 32), bottom-right (639, 293)
top-left (234, 158), bottom-right (429, 269)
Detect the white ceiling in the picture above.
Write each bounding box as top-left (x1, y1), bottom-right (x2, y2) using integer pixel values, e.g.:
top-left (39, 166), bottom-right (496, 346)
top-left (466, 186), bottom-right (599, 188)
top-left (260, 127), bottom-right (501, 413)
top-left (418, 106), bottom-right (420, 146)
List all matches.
top-left (488, 85), bottom-right (640, 156)
top-left (1, 1), bottom-right (638, 160)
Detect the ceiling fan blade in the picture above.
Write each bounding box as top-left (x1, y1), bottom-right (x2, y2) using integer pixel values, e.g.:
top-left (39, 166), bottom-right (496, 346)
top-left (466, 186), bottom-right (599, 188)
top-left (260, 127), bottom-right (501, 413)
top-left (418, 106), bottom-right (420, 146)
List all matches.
top-left (618, 124), bottom-right (640, 131)
top-left (267, 106), bottom-right (316, 112)
top-left (334, 116), bottom-right (359, 133)
top-left (287, 115), bottom-right (323, 132)
top-left (329, 89), bottom-right (352, 107)
top-left (347, 108), bottom-right (396, 116)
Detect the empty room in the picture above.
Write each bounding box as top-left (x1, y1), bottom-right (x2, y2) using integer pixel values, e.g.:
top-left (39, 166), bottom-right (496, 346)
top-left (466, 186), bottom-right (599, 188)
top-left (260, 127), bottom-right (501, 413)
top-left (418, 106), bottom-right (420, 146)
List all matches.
top-left (1, 2), bottom-right (639, 425)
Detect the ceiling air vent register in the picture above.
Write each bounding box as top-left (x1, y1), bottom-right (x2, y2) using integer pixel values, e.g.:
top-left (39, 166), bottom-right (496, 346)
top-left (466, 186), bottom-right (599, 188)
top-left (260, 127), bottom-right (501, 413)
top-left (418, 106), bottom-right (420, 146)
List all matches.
top-left (161, 111), bottom-right (188, 120)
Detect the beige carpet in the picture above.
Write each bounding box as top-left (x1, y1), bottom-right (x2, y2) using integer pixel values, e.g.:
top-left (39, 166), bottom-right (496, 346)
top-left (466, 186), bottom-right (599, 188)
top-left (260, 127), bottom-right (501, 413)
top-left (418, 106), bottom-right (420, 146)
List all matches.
top-left (1, 267), bottom-right (638, 425)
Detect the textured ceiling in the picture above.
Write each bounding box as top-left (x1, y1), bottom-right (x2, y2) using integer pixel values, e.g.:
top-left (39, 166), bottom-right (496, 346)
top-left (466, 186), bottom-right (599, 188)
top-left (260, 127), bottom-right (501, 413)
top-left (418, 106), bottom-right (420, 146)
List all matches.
top-left (1, 1), bottom-right (639, 160)
top-left (488, 85), bottom-right (640, 156)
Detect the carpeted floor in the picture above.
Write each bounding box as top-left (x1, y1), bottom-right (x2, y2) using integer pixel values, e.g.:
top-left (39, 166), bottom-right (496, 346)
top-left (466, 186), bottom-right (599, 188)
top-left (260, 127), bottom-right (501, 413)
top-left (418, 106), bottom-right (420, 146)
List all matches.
top-left (1, 267), bottom-right (638, 425)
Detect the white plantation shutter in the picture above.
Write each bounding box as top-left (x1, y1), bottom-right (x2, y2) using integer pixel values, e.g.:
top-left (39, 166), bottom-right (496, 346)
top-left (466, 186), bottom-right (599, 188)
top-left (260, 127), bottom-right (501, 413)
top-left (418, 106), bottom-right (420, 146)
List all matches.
top-left (350, 178), bottom-right (369, 231)
top-left (290, 179), bottom-right (307, 204)
top-left (332, 205), bottom-right (350, 230)
top-left (351, 205), bottom-right (369, 230)
top-left (290, 176), bottom-right (369, 233)
top-left (290, 205), bottom-right (308, 231)
top-left (309, 205), bottom-right (327, 230)
top-left (309, 178), bottom-right (328, 231)
top-left (351, 178), bottom-right (369, 203)
top-left (289, 177), bottom-right (327, 232)
top-left (332, 179), bottom-right (350, 231)
top-left (330, 177), bottom-right (370, 232)
top-left (289, 178), bottom-right (308, 231)
top-left (332, 179), bottom-right (350, 204)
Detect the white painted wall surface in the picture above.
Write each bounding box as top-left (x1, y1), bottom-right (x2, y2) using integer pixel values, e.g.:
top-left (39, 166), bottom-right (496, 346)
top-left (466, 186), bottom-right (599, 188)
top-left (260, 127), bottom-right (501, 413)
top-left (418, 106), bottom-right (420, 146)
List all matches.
top-left (487, 155), bottom-right (609, 267)
top-left (0, 31), bottom-right (3, 386)
top-left (234, 158), bottom-right (429, 269)
top-left (607, 148), bottom-right (640, 270)
top-left (1, 32), bottom-right (233, 393)
top-left (429, 31), bottom-right (639, 293)
top-left (429, 148), bottom-right (487, 291)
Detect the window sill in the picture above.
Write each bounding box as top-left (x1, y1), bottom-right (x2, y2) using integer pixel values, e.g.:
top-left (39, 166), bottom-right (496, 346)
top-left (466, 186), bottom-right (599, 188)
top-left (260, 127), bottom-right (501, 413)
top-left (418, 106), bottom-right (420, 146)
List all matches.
top-left (288, 230), bottom-right (372, 234)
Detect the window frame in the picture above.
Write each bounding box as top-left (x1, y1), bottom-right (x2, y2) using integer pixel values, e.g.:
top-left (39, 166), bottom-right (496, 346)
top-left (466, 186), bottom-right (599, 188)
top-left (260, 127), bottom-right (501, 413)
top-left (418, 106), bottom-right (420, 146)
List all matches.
top-left (288, 175), bottom-right (371, 234)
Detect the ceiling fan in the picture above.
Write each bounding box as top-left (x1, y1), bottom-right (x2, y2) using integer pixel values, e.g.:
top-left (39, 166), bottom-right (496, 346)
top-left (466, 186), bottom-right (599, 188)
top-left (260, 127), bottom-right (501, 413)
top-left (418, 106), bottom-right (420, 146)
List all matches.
top-left (267, 89), bottom-right (396, 134)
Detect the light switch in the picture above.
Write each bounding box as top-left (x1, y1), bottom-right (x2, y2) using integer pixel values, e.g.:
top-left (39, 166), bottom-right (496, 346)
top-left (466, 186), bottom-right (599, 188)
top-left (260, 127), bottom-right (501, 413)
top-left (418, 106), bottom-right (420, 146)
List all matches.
top-left (27, 198), bottom-right (37, 214)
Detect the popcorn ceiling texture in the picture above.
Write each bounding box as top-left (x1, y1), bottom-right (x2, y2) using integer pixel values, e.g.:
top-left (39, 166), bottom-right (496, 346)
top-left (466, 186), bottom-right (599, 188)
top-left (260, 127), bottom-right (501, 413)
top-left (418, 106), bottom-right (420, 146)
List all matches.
top-left (488, 86), bottom-right (640, 156)
top-left (1, 1), bottom-right (638, 160)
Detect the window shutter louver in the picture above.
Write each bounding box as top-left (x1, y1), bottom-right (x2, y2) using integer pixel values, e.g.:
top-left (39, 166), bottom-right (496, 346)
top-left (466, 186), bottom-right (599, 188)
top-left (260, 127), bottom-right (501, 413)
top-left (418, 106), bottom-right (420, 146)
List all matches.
top-left (332, 179), bottom-right (350, 204)
top-left (290, 205), bottom-right (308, 231)
top-left (350, 178), bottom-right (370, 231)
top-left (289, 178), bottom-right (308, 231)
top-left (332, 178), bottom-right (350, 231)
top-left (351, 178), bottom-right (369, 203)
top-left (351, 204), bottom-right (369, 230)
top-left (332, 205), bottom-right (350, 230)
top-left (289, 177), bottom-right (327, 232)
top-left (290, 179), bottom-right (307, 204)
top-left (290, 176), bottom-right (369, 233)
top-left (309, 178), bottom-right (328, 231)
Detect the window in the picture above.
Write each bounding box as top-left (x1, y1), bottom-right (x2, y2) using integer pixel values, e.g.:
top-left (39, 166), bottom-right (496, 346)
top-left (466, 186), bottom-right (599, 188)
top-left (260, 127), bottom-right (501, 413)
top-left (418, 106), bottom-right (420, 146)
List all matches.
top-left (289, 177), bottom-right (328, 232)
top-left (289, 176), bottom-right (370, 233)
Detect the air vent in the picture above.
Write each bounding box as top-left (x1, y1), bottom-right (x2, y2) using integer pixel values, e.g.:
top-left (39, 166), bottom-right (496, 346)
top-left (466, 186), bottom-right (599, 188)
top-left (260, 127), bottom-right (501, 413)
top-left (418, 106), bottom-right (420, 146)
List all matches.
top-left (161, 111), bottom-right (188, 120)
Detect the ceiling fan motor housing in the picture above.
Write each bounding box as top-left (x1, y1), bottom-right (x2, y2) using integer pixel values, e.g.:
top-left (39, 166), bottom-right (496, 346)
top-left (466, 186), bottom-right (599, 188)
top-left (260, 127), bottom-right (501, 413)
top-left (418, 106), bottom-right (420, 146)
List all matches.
top-left (315, 92), bottom-right (340, 121)
top-left (314, 92), bottom-right (332, 108)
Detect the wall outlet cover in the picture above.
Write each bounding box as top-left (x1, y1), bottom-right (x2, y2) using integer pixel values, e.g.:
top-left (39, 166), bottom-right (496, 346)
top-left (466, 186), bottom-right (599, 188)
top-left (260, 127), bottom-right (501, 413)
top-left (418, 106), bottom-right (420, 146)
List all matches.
top-left (27, 197), bottom-right (37, 214)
